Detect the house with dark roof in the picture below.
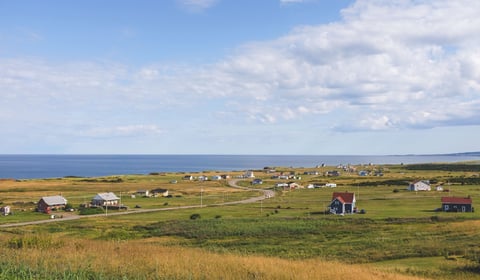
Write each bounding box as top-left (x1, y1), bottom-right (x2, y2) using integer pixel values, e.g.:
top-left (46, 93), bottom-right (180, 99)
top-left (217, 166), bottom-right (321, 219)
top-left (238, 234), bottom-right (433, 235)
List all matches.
top-left (441, 197), bottom-right (473, 212)
top-left (329, 192), bottom-right (356, 215)
top-left (37, 195), bottom-right (68, 214)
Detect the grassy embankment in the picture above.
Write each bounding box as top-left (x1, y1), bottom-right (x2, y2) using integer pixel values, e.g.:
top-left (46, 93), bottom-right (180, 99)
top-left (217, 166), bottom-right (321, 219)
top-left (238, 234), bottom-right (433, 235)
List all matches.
top-left (0, 163), bottom-right (480, 279)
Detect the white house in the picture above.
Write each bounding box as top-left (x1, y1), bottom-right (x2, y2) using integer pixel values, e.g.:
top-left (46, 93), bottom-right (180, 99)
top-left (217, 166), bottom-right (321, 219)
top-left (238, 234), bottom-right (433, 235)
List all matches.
top-left (244, 171), bottom-right (255, 178)
top-left (91, 192), bottom-right (120, 206)
top-left (408, 181), bottom-right (431, 191)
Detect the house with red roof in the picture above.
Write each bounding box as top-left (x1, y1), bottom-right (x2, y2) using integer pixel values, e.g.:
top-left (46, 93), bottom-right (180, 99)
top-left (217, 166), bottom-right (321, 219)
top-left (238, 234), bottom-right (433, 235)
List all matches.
top-left (329, 192), bottom-right (356, 215)
top-left (441, 197), bottom-right (473, 212)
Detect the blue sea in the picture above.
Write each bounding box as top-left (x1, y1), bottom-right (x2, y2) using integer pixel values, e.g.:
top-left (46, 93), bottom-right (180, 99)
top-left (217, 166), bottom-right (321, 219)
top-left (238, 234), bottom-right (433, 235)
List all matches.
top-left (0, 154), bottom-right (479, 179)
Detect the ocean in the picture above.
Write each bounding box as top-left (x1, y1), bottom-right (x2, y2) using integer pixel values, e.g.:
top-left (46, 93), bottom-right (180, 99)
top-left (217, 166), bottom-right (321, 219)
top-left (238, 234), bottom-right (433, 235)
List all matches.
top-left (0, 154), bottom-right (479, 180)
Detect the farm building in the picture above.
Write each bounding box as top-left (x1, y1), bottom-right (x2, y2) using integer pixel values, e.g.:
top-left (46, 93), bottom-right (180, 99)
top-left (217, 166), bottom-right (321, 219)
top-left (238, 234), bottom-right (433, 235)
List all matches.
top-left (441, 197), bottom-right (473, 212)
top-left (136, 190), bottom-right (149, 197)
top-left (1, 206), bottom-right (11, 216)
top-left (37, 195), bottom-right (68, 214)
top-left (408, 180), bottom-right (431, 191)
top-left (151, 188), bottom-right (169, 197)
top-left (244, 171), bottom-right (255, 178)
top-left (91, 192), bottom-right (120, 207)
top-left (329, 192), bottom-right (356, 215)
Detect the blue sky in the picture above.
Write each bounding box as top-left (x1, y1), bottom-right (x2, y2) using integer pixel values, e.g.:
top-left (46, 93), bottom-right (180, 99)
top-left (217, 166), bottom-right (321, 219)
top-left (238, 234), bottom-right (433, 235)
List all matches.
top-left (1, 0), bottom-right (480, 155)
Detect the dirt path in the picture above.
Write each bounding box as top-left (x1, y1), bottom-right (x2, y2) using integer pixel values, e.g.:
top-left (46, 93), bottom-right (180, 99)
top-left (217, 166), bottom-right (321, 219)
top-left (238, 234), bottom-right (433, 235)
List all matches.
top-left (0, 180), bottom-right (275, 228)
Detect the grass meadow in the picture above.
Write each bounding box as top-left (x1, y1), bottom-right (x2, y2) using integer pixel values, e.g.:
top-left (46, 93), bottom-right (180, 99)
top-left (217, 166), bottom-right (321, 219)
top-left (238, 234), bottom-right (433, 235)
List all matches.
top-left (1, 163), bottom-right (480, 279)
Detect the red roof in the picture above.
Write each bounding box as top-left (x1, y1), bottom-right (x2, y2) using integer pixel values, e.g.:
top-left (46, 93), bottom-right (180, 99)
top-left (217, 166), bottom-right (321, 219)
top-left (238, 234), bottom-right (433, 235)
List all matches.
top-left (441, 197), bottom-right (472, 204)
top-left (332, 192), bottom-right (355, 203)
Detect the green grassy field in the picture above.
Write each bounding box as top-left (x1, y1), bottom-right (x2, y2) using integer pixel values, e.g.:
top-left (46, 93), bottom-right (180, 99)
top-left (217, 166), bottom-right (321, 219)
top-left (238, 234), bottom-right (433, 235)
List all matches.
top-left (1, 163), bottom-right (480, 279)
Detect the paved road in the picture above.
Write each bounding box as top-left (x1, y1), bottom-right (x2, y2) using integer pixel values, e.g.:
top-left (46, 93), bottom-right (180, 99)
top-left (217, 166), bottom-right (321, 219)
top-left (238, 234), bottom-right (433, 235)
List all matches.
top-left (0, 180), bottom-right (275, 228)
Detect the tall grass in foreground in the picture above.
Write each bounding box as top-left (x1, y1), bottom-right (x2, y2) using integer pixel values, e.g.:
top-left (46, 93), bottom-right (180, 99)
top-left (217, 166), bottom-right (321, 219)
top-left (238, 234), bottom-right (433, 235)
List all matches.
top-left (0, 235), bottom-right (422, 280)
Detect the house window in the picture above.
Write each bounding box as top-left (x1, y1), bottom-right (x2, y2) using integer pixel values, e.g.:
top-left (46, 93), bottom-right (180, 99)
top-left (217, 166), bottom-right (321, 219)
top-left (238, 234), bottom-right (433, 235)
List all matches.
top-left (444, 205), bottom-right (449, 211)
top-left (462, 206), bottom-right (466, 212)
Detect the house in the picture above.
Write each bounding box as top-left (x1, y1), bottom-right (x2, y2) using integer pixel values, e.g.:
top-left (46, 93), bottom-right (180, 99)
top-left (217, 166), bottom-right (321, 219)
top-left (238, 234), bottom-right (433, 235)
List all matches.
top-left (151, 188), bottom-right (169, 197)
top-left (435, 185), bottom-right (444, 192)
top-left (325, 170), bottom-right (340, 177)
top-left (37, 195), bottom-right (68, 214)
top-left (197, 175), bottom-right (209, 181)
top-left (329, 192), bottom-right (356, 215)
top-left (251, 179), bottom-right (263, 185)
top-left (1, 206), bottom-right (11, 216)
top-left (211, 175), bottom-right (222, 180)
top-left (304, 171), bottom-right (319, 175)
top-left (183, 175), bottom-right (194, 180)
top-left (220, 174), bottom-right (230, 179)
top-left (91, 192), bottom-right (120, 207)
top-left (325, 183), bottom-right (337, 188)
top-left (358, 170), bottom-right (369, 176)
top-left (408, 180), bottom-right (431, 191)
top-left (441, 197), bottom-right (473, 212)
top-left (286, 182), bottom-right (303, 190)
top-left (244, 171), bottom-right (255, 178)
top-left (136, 190), bottom-right (150, 197)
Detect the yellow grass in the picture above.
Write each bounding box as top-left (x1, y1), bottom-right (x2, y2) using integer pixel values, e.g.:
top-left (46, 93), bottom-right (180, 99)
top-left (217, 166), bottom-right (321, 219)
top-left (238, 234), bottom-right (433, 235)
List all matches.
top-left (0, 235), bottom-right (424, 280)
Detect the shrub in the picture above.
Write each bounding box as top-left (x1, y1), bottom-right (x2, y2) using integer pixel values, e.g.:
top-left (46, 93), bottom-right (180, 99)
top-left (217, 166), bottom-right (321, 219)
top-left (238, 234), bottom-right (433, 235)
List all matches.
top-left (190, 213), bottom-right (201, 220)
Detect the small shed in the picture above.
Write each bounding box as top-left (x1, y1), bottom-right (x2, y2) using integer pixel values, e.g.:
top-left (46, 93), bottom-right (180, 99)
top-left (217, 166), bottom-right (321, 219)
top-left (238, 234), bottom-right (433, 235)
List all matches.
top-left (441, 197), bottom-right (473, 212)
top-left (38, 195), bottom-right (68, 214)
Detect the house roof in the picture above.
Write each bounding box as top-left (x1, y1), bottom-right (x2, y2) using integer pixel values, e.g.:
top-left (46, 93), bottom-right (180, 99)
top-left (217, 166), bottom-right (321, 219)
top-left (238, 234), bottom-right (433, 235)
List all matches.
top-left (151, 188), bottom-right (168, 193)
top-left (441, 197), bottom-right (472, 204)
top-left (41, 195), bottom-right (67, 206)
top-left (93, 192), bottom-right (120, 201)
top-left (332, 192), bottom-right (355, 203)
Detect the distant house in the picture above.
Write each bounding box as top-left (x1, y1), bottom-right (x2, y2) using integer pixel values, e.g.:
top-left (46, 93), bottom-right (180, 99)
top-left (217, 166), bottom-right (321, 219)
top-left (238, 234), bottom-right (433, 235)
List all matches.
top-left (183, 175), bottom-right (194, 181)
top-left (220, 174), bottom-right (230, 179)
top-left (197, 175), bottom-right (209, 181)
top-left (435, 185), bottom-right (444, 192)
top-left (136, 190), bottom-right (150, 197)
top-left (441, 197), bottom-right (473, 212)
top-left (304, 171), bottom-right (319, 176)
top-left (358, 170), bottom-right (369, 176)
top-left (37, 195), bottom-right (68, 214)
top-left (211, 175), bottom-right (222, 181)
top-left (252, 179), bottom-right (263, 185)
top-left (408, 180), bottom-right (431, 191)
top-left (286, 182), bottom-right (303, 190)
top-left (244, 171), bottom-right (255, 178)
top-left (275, 183), bottom-right (289, 188)
top-left (91, 192), bottom-right (120, 207)
top-left (325, 170), bottom-right (340, 177)
top-left (329, 192), bottom-right (356, 215)
top-left (0, 206), bottom-right (11, 216)
top-left (151, 188), bottom-right (169, 197)
top-left (325, 183), bottom-right (337, 188)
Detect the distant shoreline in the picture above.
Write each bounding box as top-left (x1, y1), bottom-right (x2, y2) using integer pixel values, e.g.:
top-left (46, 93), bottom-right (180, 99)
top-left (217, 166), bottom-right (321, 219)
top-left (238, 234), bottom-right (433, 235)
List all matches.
top-left (1, 154), bottom-right (479, 180)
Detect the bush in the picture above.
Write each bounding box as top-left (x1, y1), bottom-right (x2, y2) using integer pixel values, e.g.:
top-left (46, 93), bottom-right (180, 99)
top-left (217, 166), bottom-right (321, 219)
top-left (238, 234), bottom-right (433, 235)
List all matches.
top-left (190, 213), bottom-right (201, 220)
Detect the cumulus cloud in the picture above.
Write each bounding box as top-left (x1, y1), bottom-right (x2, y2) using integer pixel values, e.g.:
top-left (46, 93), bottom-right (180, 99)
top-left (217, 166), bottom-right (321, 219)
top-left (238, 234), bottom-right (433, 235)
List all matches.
top-left (2, 0), bottom-right (480, 137)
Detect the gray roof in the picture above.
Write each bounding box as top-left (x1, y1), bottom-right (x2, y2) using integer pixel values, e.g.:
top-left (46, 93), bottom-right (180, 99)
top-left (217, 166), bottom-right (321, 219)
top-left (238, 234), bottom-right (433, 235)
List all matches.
top-left (41, 195), bottom-right (67, 206)
top-left (93, 192), bottom-right (120, 201)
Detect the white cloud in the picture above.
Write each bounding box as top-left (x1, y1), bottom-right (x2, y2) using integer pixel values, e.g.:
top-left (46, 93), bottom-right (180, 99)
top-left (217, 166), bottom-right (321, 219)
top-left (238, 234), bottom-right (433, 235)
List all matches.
top-left (2, 0), bottom-right (480, 147)
top-left (80, 125), bottom-right (164, 138)
top-left (177, 0), bottom-right (218, 12)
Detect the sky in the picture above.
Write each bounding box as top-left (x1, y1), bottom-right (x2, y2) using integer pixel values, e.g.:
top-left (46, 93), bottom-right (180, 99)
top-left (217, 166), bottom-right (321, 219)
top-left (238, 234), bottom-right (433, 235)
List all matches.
top-left (1, 0), bottom-right (480, 155)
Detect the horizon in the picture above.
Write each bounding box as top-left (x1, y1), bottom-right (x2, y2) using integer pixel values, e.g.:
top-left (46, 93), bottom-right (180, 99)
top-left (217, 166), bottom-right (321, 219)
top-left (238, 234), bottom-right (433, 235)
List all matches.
top-left (1, 0), bottom-right (480, 155)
